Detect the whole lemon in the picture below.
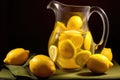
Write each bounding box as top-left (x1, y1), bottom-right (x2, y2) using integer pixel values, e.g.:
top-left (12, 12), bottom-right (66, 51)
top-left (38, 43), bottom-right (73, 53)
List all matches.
top-left (87, 54), bottom-right (113, 73)
top-left (4, 48), bottom-right (29, 65)
top-left (29, 55), bottom-right (56, 77)
top-left (101, 48), bottom-right (113, 61)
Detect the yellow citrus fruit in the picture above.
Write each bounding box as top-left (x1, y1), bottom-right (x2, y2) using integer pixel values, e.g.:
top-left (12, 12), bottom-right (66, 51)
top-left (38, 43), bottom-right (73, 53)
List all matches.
top-left (54, 21), bottom-right (66, 33)
top-left (59, 30), bottom-right (83, 49)
top-left (4, 48), bottom-right (29, 65)
top-left (84, 31), bottom-right (92, 50)
top-left (49, 45), bottom-right (58, 62)
top-left (101, 48), bottom-right (113, 61)
top-left (58, 39), bottom-right (76, 59)
top-left (29, 55), bottom-right (56, 77)
top-left (75, 50), bottom-right (91, 67)
top-left (48, 21), bottom-right (66, 47)
top-left (67, 16), bottom-right (83, 30)
top-left (87, 54), bottom-right (113, 73)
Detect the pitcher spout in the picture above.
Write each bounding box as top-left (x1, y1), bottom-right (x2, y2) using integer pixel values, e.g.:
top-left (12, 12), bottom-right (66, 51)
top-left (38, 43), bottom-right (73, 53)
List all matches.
top-left (47, 0), bottom-right (60, 11)
top-left (47, 0), bottom-right (67, 21)
top-left (47, 0), bottom-right (54, 10)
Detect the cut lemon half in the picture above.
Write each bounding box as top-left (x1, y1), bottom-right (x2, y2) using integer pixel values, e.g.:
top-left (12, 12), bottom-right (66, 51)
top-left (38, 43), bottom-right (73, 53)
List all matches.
top-left (84, 31), bottom-right (92, 50)
top-left (67, 16), bottom-right (83, 30)
top-left (75, 50), bottom-right (91, 67)
top-left (59, 30), bottom-right (83, 49)
top-left (49, 45), bottom-right (58, 62)
top-left (58, 39), bottom-right (76, 59)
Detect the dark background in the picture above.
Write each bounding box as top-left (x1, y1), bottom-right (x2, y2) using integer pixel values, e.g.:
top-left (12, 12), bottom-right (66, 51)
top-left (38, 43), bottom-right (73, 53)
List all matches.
top-left (1, 0), bottom-right (120, 64)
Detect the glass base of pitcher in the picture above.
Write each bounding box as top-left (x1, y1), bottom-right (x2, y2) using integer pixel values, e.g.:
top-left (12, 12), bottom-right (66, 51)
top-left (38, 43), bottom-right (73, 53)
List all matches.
top-left (61, 68), bottom-right (82, 72)
top-left (55, 62), bottom-right (83, 72)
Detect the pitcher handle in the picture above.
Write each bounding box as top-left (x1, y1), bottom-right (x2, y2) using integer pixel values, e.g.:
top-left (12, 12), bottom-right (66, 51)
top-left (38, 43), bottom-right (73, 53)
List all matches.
top-left (88, 6), bottom-right (109, 53)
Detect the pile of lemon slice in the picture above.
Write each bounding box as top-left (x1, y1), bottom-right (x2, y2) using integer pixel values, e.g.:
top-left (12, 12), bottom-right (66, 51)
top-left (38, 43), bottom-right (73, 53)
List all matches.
top-left (49, 15), bottom-right (93, 69)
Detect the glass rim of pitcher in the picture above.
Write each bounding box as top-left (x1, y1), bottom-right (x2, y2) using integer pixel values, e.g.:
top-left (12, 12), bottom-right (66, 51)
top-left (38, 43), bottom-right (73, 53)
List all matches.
top-left (53, 0), bottom-right (91, 8)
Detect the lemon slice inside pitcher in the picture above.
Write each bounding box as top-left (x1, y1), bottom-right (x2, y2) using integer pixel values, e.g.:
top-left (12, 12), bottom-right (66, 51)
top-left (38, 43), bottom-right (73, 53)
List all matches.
top-left (58, 39), bottom-right (76, 59)
top-left (84, 31), bottom-right (92, 50)
top-left (49, 45), bottom-right (58, 62)
top-left (54, 21), bottom-right (66, 33)
top-left (75, 50), bottom-right (91, 67)
top-left (67, 16), bottom-right (83, 30)
top-left (48, 21), bottom-right (66, 47)
top-left (59, 30), bottom-right (83, 49)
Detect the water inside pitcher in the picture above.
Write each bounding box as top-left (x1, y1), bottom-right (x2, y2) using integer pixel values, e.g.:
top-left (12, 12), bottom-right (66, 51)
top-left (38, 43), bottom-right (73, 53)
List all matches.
top-left (47, 0), bottom-right (109, 70)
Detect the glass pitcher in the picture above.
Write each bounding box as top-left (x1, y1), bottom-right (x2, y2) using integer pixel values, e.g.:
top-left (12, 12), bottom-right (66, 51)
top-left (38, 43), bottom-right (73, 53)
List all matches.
top-left (47, 0), bottom-right (109, 70)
